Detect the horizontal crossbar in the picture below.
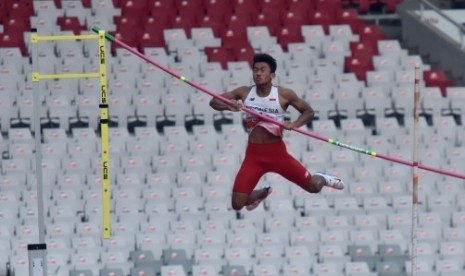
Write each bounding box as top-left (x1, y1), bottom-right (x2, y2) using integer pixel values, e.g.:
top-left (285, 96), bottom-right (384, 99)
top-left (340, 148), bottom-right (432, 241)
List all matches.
top-left (32, 72), bottom-right (99, 81)
top-left (30, 33), bottom-right (99, 44)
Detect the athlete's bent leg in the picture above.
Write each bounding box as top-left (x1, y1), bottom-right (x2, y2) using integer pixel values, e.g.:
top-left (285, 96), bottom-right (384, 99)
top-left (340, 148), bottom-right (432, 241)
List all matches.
top-left (231, 192), bottom-right (248, 211)
top-left (232, 188), bottom-right (270, 211)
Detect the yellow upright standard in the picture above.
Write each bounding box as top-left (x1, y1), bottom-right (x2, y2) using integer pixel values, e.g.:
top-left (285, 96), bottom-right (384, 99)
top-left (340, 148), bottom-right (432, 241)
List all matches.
top-left (31, 30), bottom-right (112, 239)
top-left (98, 30), bottom-right (111, 239)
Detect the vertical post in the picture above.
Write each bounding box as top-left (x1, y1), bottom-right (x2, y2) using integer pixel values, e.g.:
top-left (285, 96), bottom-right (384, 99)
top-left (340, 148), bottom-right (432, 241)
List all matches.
top-left (98, 30), bottom-right (111, 239)
top-left (411, 64), bottom-right (421, 276)
top-left (28, 244), bottom-right (47, 276)
top-left (29, 28), bottom-right (47, 276)
top-left (419, 2), bottom-right (424, 20)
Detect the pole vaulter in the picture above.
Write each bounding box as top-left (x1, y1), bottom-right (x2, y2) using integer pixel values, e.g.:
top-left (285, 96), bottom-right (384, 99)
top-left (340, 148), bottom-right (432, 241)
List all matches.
top-left (91, 26), bottom-right (465, 181)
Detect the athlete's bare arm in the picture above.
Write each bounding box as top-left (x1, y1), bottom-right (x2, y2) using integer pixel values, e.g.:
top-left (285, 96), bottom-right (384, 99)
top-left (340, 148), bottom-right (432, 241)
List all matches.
top-left (209, 86), bottom-right (249, 111)
top-left (280, 88), bottom-right (314, 129)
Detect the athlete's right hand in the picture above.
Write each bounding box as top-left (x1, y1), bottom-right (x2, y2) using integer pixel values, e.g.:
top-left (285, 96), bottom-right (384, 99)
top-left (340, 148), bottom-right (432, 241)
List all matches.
top-left (227, 100), bottom-right (242, 111)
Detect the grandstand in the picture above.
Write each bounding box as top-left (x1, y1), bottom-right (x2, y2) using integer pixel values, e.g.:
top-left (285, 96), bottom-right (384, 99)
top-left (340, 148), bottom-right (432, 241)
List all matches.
top-left (1, 0), bottom-right (465, 275)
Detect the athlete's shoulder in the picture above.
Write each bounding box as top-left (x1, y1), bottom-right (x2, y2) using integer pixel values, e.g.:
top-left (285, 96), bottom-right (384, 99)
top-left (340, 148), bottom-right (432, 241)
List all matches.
top-left (276, 86), bottom-right (296, 97)
top-left (228, 85), bottom-right (252, 96)
top-left (236, 85), bottom-right (254, 93)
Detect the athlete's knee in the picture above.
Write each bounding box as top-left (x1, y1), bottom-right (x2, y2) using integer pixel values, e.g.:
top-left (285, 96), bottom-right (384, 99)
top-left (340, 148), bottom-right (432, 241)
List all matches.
top-left (307, 175), bottom-right (325, 193)
top-left (231, 201), bottom-right (244, 211)
top-left (307, 185), bottom-right (322, 193)
top-left (231, 192), bottom-right (248, 211)
top-left (231, 198), bottom-right (245, 211)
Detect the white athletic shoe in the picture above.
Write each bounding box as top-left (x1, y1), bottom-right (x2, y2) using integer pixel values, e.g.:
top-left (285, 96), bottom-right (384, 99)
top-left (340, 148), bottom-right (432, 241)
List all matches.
top-left (245, 187), bottom-right (272, 211)
top-left (315, 173), bottom-right (344, 190)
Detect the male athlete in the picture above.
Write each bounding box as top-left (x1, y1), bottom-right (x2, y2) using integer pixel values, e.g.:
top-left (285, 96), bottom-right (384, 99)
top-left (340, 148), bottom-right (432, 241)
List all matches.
top-left (210, 53), bottom-right (344, 211)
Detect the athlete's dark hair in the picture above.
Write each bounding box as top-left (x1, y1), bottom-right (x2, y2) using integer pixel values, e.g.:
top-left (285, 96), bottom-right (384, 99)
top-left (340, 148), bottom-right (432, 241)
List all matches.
top-left (253, 53), bottom-right (277, 73)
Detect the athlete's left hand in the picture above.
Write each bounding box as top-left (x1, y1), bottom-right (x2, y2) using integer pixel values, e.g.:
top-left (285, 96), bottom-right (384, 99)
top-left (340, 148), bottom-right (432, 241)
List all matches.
top-left (283, 121), bottom-right (296, 130)
top-left (227, 100), bottom-right (242, 111)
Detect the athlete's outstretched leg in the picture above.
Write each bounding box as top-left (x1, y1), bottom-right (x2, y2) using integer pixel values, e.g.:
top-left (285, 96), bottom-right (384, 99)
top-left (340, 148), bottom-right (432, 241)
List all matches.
top-left (273, 152), bottom-right (344, 194)
top-left (306, 174), bottom-right (326, 193)
top-left (303, 173), bottom-right (344, 193)
top-left (269, 149), bottom-right (344, 194)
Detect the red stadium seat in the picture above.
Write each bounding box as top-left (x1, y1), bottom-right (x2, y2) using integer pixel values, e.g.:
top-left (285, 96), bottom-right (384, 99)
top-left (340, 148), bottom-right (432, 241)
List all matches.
top-left (111, 0), bottom-right (121, 8)
top-left (423, 70), bottom-right (454, 97)
top-left (352, 0), bottom-right (377, 14)
top-left (144, 14), bottom-right (171, 33)
top-left (314, 0), bottom-right (343, 17)
top-left (254, 13), bottom-right (281, 36)
top-left (234, 45), bottom-right (255, 65)
top-left (139, 31), bottom-right (166, 50)
top-left (81, 0), bottom-right (91, 8)
top-left (205, 47), bottom-right (234, 69)
top-left (225, 13), bottom-right (254, 30)
top-left (114, 15), bottom-right (139, 28)
top-left (109, 31), bottom-right (139, 55)
top-left (114, 16), bottom-right (141, 40)
top-left (150, 0), bottom-right (176, 17)
top-left (232, 0), bottom-right (260, 17)
top-left (379, 0), bottom-right (404, 13)
top-left (198, 15), bottom-right (225, 37)
top-left (57, 17), bottom-right (86, 35)
top-left (344, 56), bottom-right (373, 82)
top-left (177, 0), bottom-right (204, 18)
top-left (170, 15), bottom-right (198, 37)
top-left (309, 11), bottom-right (335, 34)
top-left (288, 0), bottom-right (315, 14)
top-left (121, 0), bottom-right (149, 18)
top-left (349, 41), bottom-right (378, 60)
top-left (0, 0), bottom-right (6, 12)
top-left (0, 32), bottom-right (26, 55)
top-left (204, 0), bottom-right (233, 20)
top-left (337, 9), bottom-right (365, 33)
top-left (6, 1), bottom-right (34, 19)
top-left (3, 17), bottom-right (30, 34)
top-left (281, 10), bottom-right (310, 28)
top-left (259, 0), bottom-right (288, 12)
top-left (337, 8), bottom-right (360, 20)
top-left (221, 28), bottom-right (249, 51)
top-left (277, 26), bottom-right (304, 51)
top-left (359, 24), bottom-right (387, 49)
top-left (53, 0), bottom-right (62, 8)
top-left (232, 0), bottom-right (258, 9)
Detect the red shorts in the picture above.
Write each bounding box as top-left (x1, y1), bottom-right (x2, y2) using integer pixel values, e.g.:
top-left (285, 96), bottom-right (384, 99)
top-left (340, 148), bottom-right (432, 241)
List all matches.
top-left (233, 140), bottom-right (311, 194)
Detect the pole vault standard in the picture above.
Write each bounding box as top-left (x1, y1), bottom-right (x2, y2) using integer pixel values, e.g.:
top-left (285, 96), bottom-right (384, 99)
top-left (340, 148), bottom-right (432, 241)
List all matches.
top-left (91, 26), bottom-right (465, 181)
top-left (31, 30), bottom-right (112, 240)
top-left (411, 65), bottom-right (421, 276)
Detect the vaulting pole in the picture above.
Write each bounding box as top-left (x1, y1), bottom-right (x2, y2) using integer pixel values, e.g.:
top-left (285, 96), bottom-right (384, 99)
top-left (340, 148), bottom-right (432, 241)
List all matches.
top-left (90, 26), bottom-right (465, 181)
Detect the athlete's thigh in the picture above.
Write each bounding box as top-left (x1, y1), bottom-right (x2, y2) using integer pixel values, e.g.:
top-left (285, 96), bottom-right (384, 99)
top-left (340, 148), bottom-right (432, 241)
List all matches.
top-left (233, 153), bottom-right (266, 194)
top-left (270, 152), bottom-right (309, 186)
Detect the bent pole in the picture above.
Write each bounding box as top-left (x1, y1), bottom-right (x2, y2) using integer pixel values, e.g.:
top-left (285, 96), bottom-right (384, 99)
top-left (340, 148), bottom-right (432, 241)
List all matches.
top-left (91, 26), bottom-right (465, 180)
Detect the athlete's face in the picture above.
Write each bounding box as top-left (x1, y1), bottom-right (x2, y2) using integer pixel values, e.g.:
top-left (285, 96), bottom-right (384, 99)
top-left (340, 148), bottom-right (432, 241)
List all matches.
top-left (253, 62), bottom-right (275, 85)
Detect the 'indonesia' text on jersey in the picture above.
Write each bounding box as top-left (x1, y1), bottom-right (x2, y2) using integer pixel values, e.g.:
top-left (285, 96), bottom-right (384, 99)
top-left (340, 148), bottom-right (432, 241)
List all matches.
top-left (243, 85), bottom-right (285, 137)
